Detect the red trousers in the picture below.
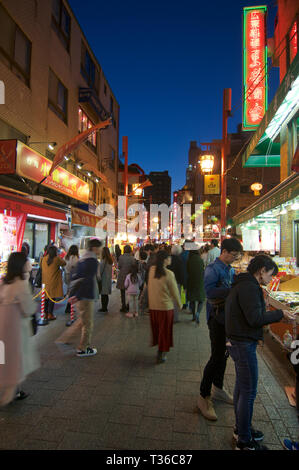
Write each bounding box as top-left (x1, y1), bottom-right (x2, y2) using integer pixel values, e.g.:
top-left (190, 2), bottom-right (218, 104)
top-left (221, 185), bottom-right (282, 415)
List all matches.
top-left (150, 309), bottom-right (174, 352)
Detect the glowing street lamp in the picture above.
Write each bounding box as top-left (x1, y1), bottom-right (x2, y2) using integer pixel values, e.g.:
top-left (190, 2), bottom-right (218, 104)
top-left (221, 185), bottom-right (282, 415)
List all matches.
top-left (199, 154), bottom-right (214, 174)
top-left (250, 182), bottom-right (263, 196)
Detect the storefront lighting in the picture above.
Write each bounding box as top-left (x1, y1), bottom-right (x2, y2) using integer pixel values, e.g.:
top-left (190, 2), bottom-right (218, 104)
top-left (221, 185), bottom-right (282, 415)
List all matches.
top-left (95, 178), bottom-right (99, 183)
top-left (87, 172), bottom-right (91, 177)
top-left (64, 155), bottom-right (70, 161)
top-left (291, 202), bottom-right (299, 210)
top-left (279, 207), bottom-right (287, 215)
top-left (77, 163), bottom-right (83, 170)
top-left (265, 74), bottom-right (299, 141)
top-left (250, 182), bottom-right (263, 196)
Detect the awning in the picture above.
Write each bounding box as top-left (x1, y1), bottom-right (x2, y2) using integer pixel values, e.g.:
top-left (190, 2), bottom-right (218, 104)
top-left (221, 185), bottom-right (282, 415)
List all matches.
top-left (242, 54), bottom-right (299, 168)
top-left (232, 173), bottom-right (299, 226)
top-left (81, 163), bottom-right (108, 184)
top-left (0, 190), bottom-right (68, 222)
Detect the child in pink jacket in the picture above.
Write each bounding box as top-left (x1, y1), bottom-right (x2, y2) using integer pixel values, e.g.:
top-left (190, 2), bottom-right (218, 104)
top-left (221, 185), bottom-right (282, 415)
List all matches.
top-left (124, 262), bottom-right (142, 318)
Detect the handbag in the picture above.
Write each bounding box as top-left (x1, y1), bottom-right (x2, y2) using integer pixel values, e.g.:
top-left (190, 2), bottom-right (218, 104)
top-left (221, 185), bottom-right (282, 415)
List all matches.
top-left (31, 314), bottom-right (38, 335)
top-left (34, 267), bottom-right (42, 288)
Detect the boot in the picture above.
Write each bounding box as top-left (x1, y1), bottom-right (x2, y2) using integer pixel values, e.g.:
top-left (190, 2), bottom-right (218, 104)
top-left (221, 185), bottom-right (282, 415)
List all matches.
top-left (197, 395), bottom-right (217, 421)
top-left (211, 385), bottom-right (233, 405)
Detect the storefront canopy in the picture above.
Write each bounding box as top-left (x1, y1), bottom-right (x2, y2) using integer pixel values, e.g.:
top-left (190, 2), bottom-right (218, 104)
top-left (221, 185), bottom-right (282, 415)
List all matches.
top-left (233, 172), bottom-right (299, 226)
top-left (242, 54), bottom-right (299, 168)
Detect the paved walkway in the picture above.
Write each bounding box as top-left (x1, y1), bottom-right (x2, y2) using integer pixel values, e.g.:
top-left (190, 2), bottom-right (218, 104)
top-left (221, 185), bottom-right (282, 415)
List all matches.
top-left (0, 286), bottom-right (298, 450)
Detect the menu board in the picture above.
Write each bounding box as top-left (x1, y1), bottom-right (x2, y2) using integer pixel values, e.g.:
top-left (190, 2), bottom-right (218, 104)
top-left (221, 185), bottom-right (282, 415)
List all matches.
top-left (0, 214), bottom-right (17, 261)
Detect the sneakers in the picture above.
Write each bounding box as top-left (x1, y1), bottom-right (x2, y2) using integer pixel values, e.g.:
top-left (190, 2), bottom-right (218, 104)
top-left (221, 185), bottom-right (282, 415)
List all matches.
top-left (235, 439), bottom-right (268, 450)
top-left (157, 351), bottom-right (167, 364)
top-left (233, 427), bottom-right (264, 442)
top-left (125, 312), bottom-right (134, 318)
top-left (15, 390), bottom-right (29, 400)
top-left (283, 439), bottom-right (299, 451)
top-left (211, 384), bottom-right (234, 405)
top-left (76, 347), bottom-right (97, 357)
top-left (197, 395), bottom-right (217, 421)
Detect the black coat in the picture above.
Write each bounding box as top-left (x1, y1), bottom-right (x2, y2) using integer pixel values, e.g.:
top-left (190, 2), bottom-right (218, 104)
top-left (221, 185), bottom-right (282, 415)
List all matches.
top-left (169, 255), bottom-right (184, 286)
top-left (186, 251), bottom-right (205, 302)
top-left (225, 272), bottom-right (283, 342)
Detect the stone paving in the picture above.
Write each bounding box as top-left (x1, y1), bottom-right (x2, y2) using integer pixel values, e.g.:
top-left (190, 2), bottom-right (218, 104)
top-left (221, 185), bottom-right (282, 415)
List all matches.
top-left (0, 286), bottom-right (298, 450)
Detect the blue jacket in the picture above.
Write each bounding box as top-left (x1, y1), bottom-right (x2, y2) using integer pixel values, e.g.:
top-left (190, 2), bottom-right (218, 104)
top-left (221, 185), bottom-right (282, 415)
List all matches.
top-left (204, 257), bottom-right (235, 324)
top-left (71, 251), bottom-right (99, 300)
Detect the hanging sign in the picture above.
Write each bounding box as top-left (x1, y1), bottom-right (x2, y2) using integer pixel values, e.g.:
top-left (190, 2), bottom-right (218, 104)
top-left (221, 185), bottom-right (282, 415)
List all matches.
top-left (243, 6), bottom-right (268, 131)
top-left (204, 175), bottom-right (220, 194)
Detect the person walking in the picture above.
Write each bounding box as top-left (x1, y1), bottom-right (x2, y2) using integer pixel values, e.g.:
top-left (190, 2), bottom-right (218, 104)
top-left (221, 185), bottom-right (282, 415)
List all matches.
top-left (64, 245), bottom-right (79, 314)
top-left (187, 247), bottom-right (205, 324)
top-left (41, 245), bottom-right (66, 321)
top-left (98, 247), bottom-right (113, 313)
top-left (169, 245), bottom-right (184, 323)
top-left (116, 245), bottom-right (136, 312)
top-left (197, 237), bottom-right (243, 421)
top-left (114, 244), bottom-right (122, 263)
top-left (124, 261), bottom-right (142, 318)
top-left (0, 252), bottom-right (39, 406)
top-left (200, 244), bottom-right (210, 268)
top-left (225, 254), bottom-right (296, 450)
top-left (70, 238), bottom-right (102, 357)
top-left (148, 250), bottom-right (182, 364)
top-left (180, 241), bottom-right (190, 310)
top-left (206, 239), bottom-right (221, 266)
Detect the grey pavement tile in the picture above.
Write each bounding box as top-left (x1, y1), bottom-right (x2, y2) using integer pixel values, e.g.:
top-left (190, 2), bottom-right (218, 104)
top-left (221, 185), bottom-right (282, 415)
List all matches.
top-left (134, 437), bottom-right (174, 450)
top-left (206, 403), bottom-right (235, 428)
top-left (146, 384), bottom-right (176, 401)
top-left (172, 432), bottom-right (210, 450)
top-left (264, 404), bottom-right (281, 420)
top-left (0, 404), bottom-right (48, 426)
top-left (109, 404), bottom-right (144, 425)
top-left (150, 372), bottom-right (177, 387)
top-left (28, 417), bottom-right (69, 442)
top-left (66, 412), bottom-right (110, 434)
top-left (102, 423), bottom-right (139, 449)
top-left (137, 416), bottom-right (173, 441)
top-left (57, 431), bottom-right (104, 450)
top-left (177, 361), bottom-right (201, 371)
top-left (252, 403), bottom-right (271, 421)
top-left (143, 398), bottom-right (175, 419)
top-left (278, 407), bottom-right (299, 427)
top-left (117, 389), bottom-right (146, 407)
top-left (173, 411), bottom-right (208, 435)
top-left (287, 426), bottom-right (299, 440)
top-left (176, 381), bottom-right (200, 396)
top-left (176, 370), bottom-right (201, 383)
top-left (20, 439), bottom-right (59, 450)
top-left (207, 426), bottom-right (235, 450)
top-left (0, 423), bottom-right (33, 449)
top-left (175, 394), bottom-right (199, 414)
top-left (271, 418), bottom-right (291, 438)
top-left (252, 420), bottom-right (283, 446)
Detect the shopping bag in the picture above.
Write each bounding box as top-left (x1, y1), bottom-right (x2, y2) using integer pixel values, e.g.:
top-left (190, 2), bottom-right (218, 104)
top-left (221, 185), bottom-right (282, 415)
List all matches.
top-left (181, 286), bottom-right (186, 305)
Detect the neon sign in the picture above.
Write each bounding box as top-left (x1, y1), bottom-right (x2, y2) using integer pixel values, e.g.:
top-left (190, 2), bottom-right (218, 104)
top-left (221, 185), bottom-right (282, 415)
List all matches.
top-left (243, 6), bottom-right (268, 131)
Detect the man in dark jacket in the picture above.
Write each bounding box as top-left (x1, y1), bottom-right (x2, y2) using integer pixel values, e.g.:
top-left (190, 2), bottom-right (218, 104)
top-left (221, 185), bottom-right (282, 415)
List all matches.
top-left (71, 238), bottom-right (102, 357)
top-left (197, 237), bottom-right (243, 422)
top-left (225, 254), bottom-right (295, 450)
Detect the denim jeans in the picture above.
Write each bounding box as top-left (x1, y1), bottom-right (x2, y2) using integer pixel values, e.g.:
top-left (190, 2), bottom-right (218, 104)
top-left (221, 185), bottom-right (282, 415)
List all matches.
top-left (190, 301), bottom-right (204, 322)
top-left (227, 340), bottom-right (258, 443)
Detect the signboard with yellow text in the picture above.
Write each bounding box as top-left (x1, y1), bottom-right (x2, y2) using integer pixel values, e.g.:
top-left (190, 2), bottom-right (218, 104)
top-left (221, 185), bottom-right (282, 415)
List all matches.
top-left (204, 175), bottom-right (220, 194)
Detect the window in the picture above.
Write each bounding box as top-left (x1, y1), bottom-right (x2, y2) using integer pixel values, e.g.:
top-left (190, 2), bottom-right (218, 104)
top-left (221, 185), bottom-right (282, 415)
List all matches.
top-left (78, 107), bottom-right (97, 152)
top-left (48, 69), bottom-right (68, 123)
top-left (109, 148), bottom-right (116, 170)
top-left (81, 41), bottom-right (99, 93)
top-left (104, 83), bottom-right (107, 95)
top-left (52, 0), bottom-right (71, 51)
top-left (0, 4), bottom-right (31, 86)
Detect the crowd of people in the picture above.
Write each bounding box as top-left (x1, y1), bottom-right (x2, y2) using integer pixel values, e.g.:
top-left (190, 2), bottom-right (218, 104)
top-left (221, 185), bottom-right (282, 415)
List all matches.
top-left (0, 236), bottom-right (298, 451)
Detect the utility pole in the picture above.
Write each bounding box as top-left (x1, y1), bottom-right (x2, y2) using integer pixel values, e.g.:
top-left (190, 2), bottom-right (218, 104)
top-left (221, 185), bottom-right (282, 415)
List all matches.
top-left (220, 88), bottom-right (231, 241)
top-left (122, 136), bottom-right (128, 226)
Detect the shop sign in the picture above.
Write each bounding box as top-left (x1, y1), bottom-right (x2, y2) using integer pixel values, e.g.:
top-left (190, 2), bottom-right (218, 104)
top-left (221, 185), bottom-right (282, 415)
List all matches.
top-left (233, 175), bottom-right (299, 226)
top-left (0, 214), bottom-right (17, 261)
top-left (16, 142), bottom-right (89, 204)
top-left (0, 139), bottom-right (17, 175)
top-left (204, 175), bottom-right (220, 195)
top-left (71, 207), bottom-right (100, 228)
top-left (243, 6), bottom-right (268, 131)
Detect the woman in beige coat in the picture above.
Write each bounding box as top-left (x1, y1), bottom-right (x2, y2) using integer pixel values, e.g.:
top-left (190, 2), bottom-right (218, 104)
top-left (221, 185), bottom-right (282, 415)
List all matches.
top-left (0, 252), bottom-right (40, 406)
top-left (148, 250), bottom-right (182, 364)
top-left (41, 245), bottom-right (66, 320)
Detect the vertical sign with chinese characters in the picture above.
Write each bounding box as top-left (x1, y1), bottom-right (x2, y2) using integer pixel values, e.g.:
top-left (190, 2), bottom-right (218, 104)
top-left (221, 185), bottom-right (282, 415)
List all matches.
top-left (243, 6), bottom-right (268, 131)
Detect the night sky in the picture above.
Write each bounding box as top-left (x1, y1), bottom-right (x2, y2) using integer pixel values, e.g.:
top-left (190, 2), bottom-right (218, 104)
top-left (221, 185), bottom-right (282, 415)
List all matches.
top-left (68, 0), bottom-right (279, 195)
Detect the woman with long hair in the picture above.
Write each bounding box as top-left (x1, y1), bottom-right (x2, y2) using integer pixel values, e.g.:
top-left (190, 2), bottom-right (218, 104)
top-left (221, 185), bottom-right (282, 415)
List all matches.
top-left (147, 250), bottom-right (182, 363)
top-left (116, 244), bottom-right (136, 312)
top-left (225, 254), bottom-right (296, 450)
top-left (64, 245), bottom-right (79, 314)
top-left (99, 247), bottom-right (113, 313)
top-left (41, 245), bottom-right (66, 320)
top-left (0, 252), bottom-right (39, 406)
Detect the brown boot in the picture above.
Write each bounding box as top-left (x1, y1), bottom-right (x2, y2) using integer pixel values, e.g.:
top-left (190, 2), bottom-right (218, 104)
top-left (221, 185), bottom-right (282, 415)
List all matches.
top-left (197, 395), bottom-right (217, 421)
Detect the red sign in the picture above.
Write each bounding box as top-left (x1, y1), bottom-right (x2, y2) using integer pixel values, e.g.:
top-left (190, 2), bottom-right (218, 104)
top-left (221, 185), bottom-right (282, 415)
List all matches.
top-left (243, 6), bottom-right (267, 131)
top-left (16, 142), bottom-right (90, 203)
top-left (71, 207), bottom-right (100, 228)
top-left (0, 139), bottom-right (17, 174)
top-left (290, 21), bottom-right (298, 64)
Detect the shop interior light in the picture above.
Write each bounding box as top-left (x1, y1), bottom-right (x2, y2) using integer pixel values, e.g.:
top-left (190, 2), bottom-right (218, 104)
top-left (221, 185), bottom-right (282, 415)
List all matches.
top-left (76, 163), bottom-right (83, 169)
top-left (64, 155), bottom-right (70, 161)
top-left (291, 202), bottom-right (299, 210)
top-left (95, 178), bottom-right (99, 183)
top-left (87, 172), bottom-right (91, 177)
top-left (279, 206), bottom-right (287, 215)
top-left (265, 75), bottom-right (299, 141)
top-left (199, 154), bottom-right (214, 174)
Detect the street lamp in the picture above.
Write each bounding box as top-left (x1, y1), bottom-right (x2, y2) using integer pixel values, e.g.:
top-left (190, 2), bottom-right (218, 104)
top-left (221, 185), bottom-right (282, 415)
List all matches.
top-left (199, 154), bottom-right (214, 174)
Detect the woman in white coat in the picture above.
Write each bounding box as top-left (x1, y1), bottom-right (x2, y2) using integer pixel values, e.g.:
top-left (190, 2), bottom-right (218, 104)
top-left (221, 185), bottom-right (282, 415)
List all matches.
top-left (0, 252), bottom-right (40, 406)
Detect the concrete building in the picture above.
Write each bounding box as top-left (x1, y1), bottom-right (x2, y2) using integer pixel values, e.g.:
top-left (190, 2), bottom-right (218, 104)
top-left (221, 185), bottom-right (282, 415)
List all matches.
top-left (144, 171), bottom-right (171, 209)
top-left (0, 0), bottom-right (119, 255)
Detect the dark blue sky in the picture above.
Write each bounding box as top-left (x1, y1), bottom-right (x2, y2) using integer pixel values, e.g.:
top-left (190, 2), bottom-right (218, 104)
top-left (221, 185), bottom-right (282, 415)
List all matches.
top-left (68, 0), bottom-right (279, 193)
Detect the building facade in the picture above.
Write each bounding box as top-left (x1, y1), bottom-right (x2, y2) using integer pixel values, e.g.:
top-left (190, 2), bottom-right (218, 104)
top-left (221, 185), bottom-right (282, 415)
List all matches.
top-left (0, 0), bottom-right (119, 257)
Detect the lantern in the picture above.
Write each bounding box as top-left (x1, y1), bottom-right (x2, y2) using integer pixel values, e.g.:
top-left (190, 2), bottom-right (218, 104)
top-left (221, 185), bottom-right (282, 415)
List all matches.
top-left (250, 182), bottom-right (263, 196)
top-left (199, 154), bottom-right (214, 174)
top-left (203, 200), bottom-right (211, 210)
top-left (226, 198), bottom-right (230, 206)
